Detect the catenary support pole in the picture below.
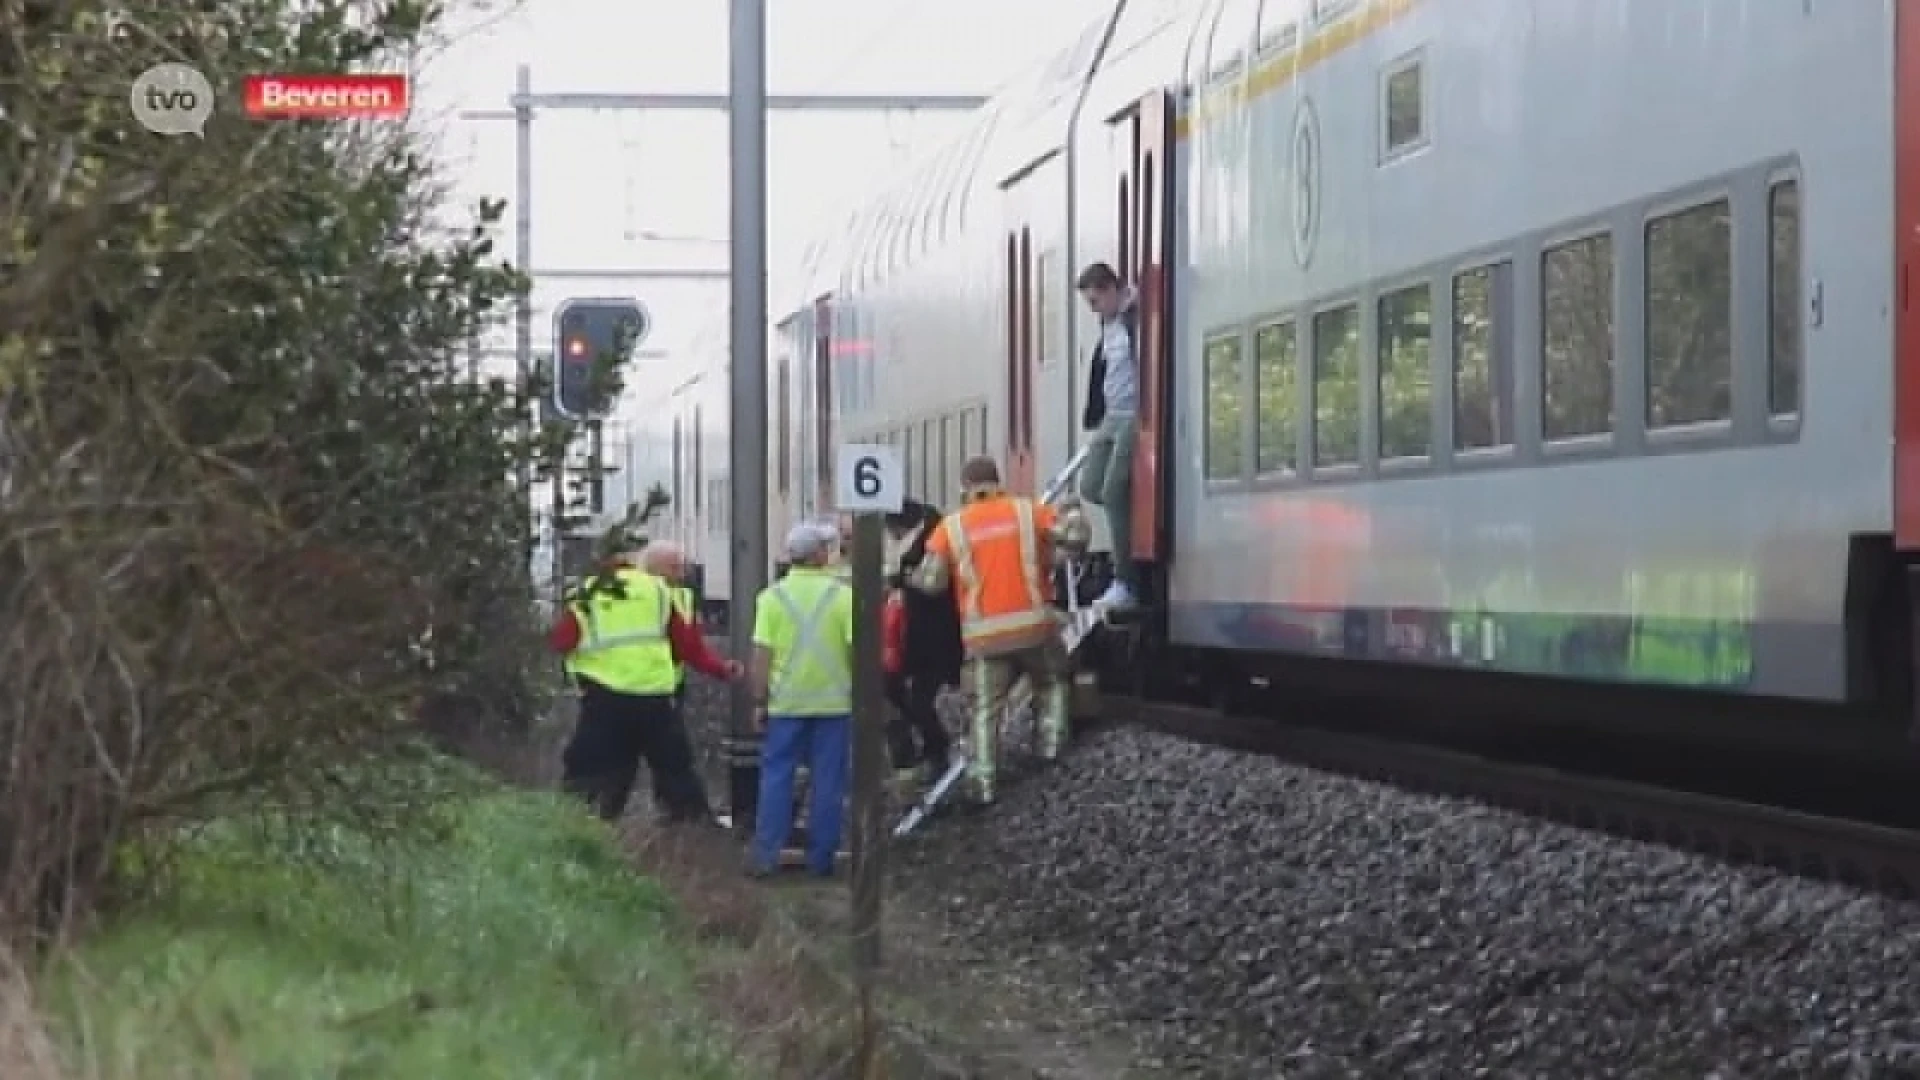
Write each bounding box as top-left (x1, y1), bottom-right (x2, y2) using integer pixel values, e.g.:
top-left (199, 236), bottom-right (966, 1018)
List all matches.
top-left (727, 0), bottom-right (770, 839)
top-left (847, 511), bottom-right (888, 1073)
top-left (514, 64), bottom-right (534, 520)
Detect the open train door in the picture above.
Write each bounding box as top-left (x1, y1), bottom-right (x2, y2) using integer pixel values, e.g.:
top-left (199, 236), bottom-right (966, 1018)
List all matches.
top-left (1115, 90), bottom-right (1175, 572)
top-left (1000, 155), bottom-right (1054, 495)
top-left (1893, 0), bottom-right (1920, 737)
top-left (1898, 0), bottom-right (1920, 548)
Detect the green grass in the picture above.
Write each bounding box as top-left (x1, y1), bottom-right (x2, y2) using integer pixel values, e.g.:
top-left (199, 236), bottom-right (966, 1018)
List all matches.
top-left (43, 779), bottom-right (748, 1080)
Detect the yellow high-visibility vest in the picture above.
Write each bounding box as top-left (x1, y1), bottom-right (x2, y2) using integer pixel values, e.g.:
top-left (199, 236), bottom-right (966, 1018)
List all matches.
top-left (751, 568), bottom-right (853, 716)
top-left (565, 567), bottom-right (676, 695)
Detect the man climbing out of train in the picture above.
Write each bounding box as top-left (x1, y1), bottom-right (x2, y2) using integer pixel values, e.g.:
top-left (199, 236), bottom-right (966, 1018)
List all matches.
top-left (548, 543), bottom-right (744, 826)
top-left (911, 456), bottom-right (1091, 809)
top-left (1076, 260), bottom-right (1141, 611)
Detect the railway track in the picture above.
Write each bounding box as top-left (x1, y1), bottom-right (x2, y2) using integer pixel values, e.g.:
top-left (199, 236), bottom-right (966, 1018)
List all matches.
top-left (1104, 697), bottom-right (1920, 901)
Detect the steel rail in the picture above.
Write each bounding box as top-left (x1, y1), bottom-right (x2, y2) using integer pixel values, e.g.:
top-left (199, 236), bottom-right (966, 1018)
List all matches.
top-left (1109, 698), bottom-right (1920, 900)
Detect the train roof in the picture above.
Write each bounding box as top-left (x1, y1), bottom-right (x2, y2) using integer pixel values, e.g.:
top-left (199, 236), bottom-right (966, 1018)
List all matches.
top-left (777, 0), bottom-right (1390, 316)
top-left (775, 4), bottom-right (1120, 314)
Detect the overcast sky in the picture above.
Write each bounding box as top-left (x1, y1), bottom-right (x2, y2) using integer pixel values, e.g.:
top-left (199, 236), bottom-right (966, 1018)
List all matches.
top-left (410, 0), bottom-right (1109, 524)
top-left (414, 0), bottom-right (1107, 360)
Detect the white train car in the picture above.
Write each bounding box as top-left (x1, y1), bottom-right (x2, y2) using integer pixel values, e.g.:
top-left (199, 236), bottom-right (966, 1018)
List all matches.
top-left (774, 0), bottom-right (1920, 735)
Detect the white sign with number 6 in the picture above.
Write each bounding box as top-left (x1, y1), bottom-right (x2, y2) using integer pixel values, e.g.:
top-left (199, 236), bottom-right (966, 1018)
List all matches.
top-left (834, 443), bottom-right (903, 513)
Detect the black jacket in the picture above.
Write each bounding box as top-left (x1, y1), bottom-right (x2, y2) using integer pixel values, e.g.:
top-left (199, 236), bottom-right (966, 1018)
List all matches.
top-left (893, 501), bottom-right (965, 686)
top-left (1082, 304), bottom-right (1139, 431)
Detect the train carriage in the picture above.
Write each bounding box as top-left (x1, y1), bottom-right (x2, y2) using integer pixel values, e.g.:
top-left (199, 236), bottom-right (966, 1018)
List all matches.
top-left (769, 0), bottom-right (1920, 750)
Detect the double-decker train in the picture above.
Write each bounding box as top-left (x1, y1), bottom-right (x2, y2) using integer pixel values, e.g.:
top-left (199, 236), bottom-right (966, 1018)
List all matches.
top-left (671, 0), bottom-right (1920, 754)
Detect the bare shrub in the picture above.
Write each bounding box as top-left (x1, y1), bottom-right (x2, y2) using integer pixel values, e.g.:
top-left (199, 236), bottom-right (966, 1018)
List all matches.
top-left (0, 947), bottom-right (64, 1080)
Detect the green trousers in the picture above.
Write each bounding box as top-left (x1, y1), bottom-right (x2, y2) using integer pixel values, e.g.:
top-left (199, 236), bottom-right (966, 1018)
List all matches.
top-left (964, 636), bottom-right (1070, 804)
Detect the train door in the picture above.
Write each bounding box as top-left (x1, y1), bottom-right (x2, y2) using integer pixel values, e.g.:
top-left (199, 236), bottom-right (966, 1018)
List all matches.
top-left (1113, 90), bottom-right (1175, 564)
top-left (1897, 1), bottom-right (1920, 546)
top-left (1002, 156), bottom-right (1053, 495)
top-left (813, 296), bottom-right (835, 518)
top-left (772, 319), bottom-right (795, 539)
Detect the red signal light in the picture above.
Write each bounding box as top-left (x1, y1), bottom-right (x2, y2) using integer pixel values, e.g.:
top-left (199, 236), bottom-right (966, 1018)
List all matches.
top-left (565, 336), bottom-right (588, 359)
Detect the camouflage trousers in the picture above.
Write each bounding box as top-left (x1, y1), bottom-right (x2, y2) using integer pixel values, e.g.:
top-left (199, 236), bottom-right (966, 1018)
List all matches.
top-left (964, 636), bottom-right (1070, 804)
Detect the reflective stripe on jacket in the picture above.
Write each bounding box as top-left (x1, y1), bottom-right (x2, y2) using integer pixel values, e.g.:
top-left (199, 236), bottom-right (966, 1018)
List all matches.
top-left (565, 567), bottom-right (677, 694)
top-left (925, 493), bottom-right (1058, 657)
top-left (753, 568), bottom-right (853, 716)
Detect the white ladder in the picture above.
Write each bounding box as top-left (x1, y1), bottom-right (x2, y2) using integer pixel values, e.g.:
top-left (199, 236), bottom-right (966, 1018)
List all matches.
top-left (894, 444), bottom-right (1112, 837)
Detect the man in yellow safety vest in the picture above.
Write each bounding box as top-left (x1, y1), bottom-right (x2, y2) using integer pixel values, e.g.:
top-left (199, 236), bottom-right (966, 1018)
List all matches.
top-left (747, 522), bottom-right (855, 878)
top-left (549, 546), bottom-right (742, 824)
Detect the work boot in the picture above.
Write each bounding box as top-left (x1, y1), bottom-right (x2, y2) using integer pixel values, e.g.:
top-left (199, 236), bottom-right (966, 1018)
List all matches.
top-left (888, 767), bottom-right (921, 802)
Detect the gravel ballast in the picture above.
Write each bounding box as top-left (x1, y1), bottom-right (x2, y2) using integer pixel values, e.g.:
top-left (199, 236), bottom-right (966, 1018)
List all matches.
top-left (681, 671), bottom-right (1920, 1077)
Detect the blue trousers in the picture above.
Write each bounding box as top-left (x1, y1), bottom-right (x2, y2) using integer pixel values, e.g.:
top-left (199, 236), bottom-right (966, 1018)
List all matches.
top-left (752, 714), bottom-right (851, 875)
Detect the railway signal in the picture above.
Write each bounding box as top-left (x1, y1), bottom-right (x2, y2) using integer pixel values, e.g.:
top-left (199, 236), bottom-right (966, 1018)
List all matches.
top-left (552, 298), bottom-right (649, 420)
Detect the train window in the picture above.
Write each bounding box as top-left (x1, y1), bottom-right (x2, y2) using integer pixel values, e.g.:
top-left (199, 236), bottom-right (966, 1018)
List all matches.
top-left (692, 407), bottom-right (703, 514)
top-left (1311, 0), bottom-right (1357, 24)
top-left (1254, 320), bottom-right (1298, 476)
top-left (1205, 0), bottom-right (1259, 82)
top-left (1541, 233), bottom-right (1615, 441)
top-left (902, 426), bottom-right (915, 496)
top-left (937, 415), bottom-right (952, 504)
top-left (1377, 284), bottom-right (1433, 460)
top-left (1381, 54), bottom-right (1425, 159)
top-left (671, 416), bottom-right (683, 509)
top-left (1203, 332), bottom-right (1245, 481)
top-left (1257, 3), bottom-right (1299, 54)
top-left (1645, 199), bottom-right (1733, 429)
top-left (1769, 179), bottom-right (1802, 418)
top-left (1452, 262), bottom-right (1516, 451)
top-left (1311, 304), bottom-right (1362, 467)
top-left (1037, 249), bottom-right (1057, 368)
top-left (922, 420), bottom-right (938, 496)
top-left (776, 355), bottom-right (792, 495)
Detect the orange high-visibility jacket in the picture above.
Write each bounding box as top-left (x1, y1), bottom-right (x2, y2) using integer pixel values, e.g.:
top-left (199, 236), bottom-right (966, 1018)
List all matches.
top-left (923, 492), bottom-right (1059, 657)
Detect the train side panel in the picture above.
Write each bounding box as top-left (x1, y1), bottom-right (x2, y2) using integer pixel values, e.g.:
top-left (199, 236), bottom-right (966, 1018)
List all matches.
top-left (1166, 0), bottom-right (1895, 700)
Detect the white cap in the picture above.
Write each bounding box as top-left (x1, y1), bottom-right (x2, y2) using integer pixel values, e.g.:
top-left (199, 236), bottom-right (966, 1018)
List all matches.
top-left (784, 521), bottom-right (833, 562)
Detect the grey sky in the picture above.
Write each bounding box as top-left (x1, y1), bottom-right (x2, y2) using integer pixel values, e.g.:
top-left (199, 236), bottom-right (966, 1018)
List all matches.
top-left (411, 0), bottom-right (1106, 528)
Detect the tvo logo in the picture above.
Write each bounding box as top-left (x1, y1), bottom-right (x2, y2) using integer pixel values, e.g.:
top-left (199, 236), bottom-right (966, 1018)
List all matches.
top-left (130, 63), bottom-right (214, 137)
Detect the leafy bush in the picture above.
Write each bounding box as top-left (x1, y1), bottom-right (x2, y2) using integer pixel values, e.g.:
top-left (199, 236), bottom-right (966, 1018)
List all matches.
top-left (0, 0), bottom-right (610, 938)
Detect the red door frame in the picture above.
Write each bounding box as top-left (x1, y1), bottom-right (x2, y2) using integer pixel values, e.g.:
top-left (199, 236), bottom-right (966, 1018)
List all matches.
top-left (1004, 227), bottom-right (1038, 494)
top-left (1895, 0), bottom-right (1920, 546)
top-left (1125, 91), bottom-right (1174, 562)
top-left (812, 296), bottom-right (835, 516)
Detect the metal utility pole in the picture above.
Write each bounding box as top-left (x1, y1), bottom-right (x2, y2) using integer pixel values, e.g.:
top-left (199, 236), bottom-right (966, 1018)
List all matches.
top-left (515, 65), bottom-right (534, 510)
top-left (728, 0), bottom-right (770, 840)
top-left (847, 509), bottom-right (888, 1072)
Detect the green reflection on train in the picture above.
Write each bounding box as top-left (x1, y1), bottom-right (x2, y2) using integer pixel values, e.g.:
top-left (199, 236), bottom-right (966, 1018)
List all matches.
top-left (1444, 566), bottom-right (1756, 689)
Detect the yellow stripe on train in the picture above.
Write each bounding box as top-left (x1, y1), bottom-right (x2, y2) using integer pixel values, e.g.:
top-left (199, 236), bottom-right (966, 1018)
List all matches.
top-left (1174, 0), bottom-right (1420, 140)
